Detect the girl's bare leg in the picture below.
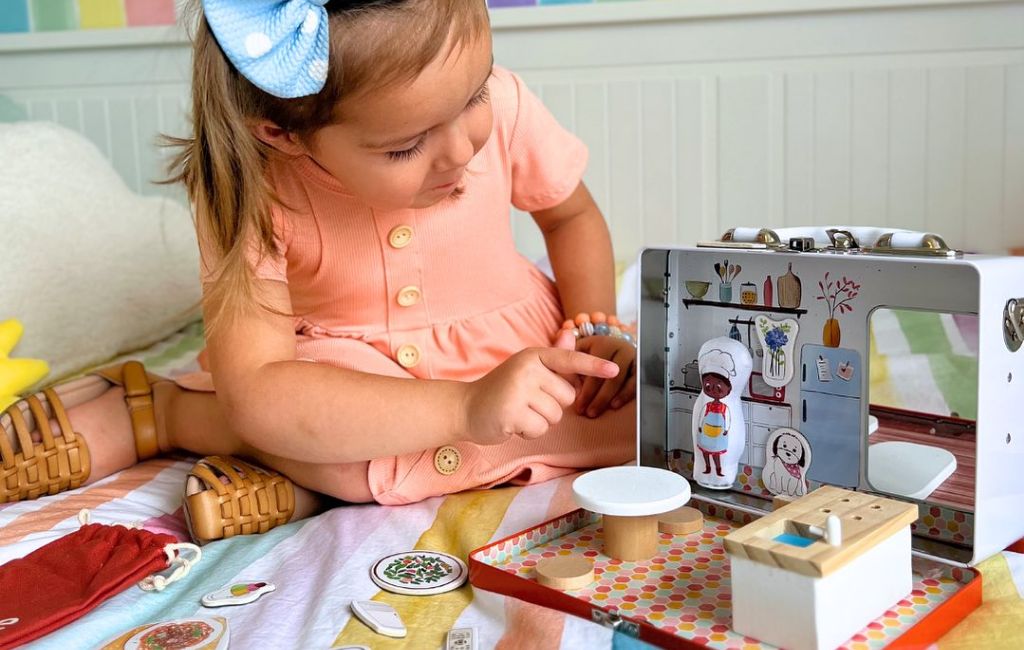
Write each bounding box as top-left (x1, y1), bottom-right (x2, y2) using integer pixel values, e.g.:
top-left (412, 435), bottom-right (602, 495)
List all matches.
top-left (4, 380), bottom-right (369, 516)
top-left (160, 384), bottom-right (374, 504)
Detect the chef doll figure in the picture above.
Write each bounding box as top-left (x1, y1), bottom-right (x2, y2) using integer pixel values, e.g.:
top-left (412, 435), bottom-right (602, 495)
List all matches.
top-left (691, 338), bottom-right (753, 489)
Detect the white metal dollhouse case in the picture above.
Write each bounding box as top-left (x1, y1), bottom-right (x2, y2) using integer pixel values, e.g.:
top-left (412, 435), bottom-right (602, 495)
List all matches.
top-left (637, 226), bottom-right (1024, 567)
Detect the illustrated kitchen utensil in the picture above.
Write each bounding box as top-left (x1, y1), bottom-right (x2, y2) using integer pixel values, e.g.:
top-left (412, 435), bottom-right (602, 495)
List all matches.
top-left (731, 265), bottom-right (742, 281)
top-left (777, 263), bottom-right (803, 309)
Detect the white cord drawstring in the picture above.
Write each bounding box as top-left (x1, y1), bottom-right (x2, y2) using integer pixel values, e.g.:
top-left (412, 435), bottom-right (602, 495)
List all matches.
top-left (78, 509), bottom-right (202, 592)
top-left (139, 543), bottom-right (203, 592)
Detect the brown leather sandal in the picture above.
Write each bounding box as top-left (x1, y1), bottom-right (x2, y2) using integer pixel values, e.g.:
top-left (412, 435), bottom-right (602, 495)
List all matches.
top-left (183, 456), bottom-right (296, 545)
top-left (0, 360), bottom-right (169, 503)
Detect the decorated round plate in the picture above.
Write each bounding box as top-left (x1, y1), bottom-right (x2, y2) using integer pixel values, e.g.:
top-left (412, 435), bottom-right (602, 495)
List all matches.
top-left (123, 617), bottom-right (228, 650)
top-left (370, 551), bottom-right (468, 596)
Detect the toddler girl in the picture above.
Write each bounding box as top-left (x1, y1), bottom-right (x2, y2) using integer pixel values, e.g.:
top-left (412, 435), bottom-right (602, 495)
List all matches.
top-left (0, 0), bottom-right (635, 543)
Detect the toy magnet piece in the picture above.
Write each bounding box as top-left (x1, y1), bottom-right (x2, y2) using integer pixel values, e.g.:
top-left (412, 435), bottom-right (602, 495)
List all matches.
top-left (370, 551), bottom-right (468, 595)
top-left (350, 600), bottom-right (406, 638)
top-left (102, 617), bottom-right (229, 650)
top-left (446, 627), bottom-right (477, 650)
top-left (691, 337), bottom-right (753, 490)
top-left (573, 466), bottom-right (691, 561)
top-left (201, 581), bottom-right (275, 608)
top-left (761, 428), bottom-right (812, 498)
top-left (754, 315), bottom-right (798, 388)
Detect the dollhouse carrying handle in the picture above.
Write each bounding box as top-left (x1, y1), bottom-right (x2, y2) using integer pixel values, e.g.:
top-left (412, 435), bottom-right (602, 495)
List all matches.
top-left (711, 226), bottom-right (959, 257)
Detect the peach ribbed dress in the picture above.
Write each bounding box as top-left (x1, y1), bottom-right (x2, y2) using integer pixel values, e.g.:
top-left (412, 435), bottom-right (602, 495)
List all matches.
top-left (189, 67), bottom-right (634, 505)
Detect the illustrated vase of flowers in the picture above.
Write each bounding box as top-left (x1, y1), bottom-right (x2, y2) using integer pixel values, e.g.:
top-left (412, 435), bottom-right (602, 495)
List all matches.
top-left (817, 273), bottom-right (861, 348)
top-left (754, 315), bottom-right (798, 388)
top-left (760, 321), bottom-right (791, 383)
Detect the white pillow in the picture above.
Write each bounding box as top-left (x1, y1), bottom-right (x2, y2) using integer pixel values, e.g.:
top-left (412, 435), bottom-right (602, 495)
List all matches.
top-left (0, 122), bottom-right (200, 381)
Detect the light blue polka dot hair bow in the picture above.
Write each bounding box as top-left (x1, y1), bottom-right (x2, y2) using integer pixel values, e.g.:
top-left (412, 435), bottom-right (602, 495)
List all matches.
top-left (202, 0), bottom-right (330, 99)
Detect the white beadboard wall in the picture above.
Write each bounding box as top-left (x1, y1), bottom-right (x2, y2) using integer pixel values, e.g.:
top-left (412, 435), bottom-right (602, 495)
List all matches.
top-left (1, 0), bottom-right (1022, 260)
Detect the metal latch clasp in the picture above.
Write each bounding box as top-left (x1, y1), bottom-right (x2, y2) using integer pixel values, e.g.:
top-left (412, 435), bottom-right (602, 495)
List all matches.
top-left (1005, 299), bottom-right (1024, 352)
top-left (591, 609), bottom-right (641, 638)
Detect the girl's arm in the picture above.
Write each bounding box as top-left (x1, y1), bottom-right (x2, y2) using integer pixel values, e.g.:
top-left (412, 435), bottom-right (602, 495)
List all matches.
top-left (533, 181), bottom-right (635, 417)
top-left (531, 182), bottom-right (615, 318)
top-left (205, 279), bottom-right (616, 464)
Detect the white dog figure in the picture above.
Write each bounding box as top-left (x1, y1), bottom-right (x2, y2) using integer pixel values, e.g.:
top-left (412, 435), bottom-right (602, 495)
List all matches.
top-left (761, 428), bottom-right (812, 497)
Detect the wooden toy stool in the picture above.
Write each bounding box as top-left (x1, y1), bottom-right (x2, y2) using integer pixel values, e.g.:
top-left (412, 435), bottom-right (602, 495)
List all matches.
top-left (573, 466), bottom-right (691, 561)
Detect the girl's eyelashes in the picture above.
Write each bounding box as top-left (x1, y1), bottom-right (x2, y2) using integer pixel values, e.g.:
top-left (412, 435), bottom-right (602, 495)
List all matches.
top-left (384, 82), bottom-right (489, 163)
top-left (386, 138), bottom-right (425, 162)
top-left (466, 83), bottom-right (490, 109)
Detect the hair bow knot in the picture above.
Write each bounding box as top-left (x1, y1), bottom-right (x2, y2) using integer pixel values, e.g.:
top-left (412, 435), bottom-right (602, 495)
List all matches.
top-left (202, 0), bottom-right (331, 98)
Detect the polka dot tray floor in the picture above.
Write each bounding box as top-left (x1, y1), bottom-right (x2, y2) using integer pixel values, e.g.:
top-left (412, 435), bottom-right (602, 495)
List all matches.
top-left (468, 497), bottom-right (981, 649)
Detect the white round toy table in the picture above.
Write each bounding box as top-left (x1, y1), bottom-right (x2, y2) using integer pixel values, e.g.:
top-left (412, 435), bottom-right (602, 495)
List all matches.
top-left (573, 466), bottom-right (691, 561)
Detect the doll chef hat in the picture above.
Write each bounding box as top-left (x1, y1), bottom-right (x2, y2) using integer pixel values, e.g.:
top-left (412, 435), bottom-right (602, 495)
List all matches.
top-left (698, 347), bottom-right (736, 378)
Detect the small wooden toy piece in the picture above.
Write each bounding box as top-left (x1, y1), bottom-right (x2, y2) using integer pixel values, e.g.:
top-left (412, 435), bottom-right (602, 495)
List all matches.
top-left (350, 600), bottom-right (407, 638)
top-left (691, 337), bottom-right (753, 489)
top-left (724, 486), bottom-right (917, 650)
top-left (657, 506), bottom-right (703, 535)
top-left (201, 580), bottom-right (275, 608)
top-left (446, 627), bottom-right (476, 650)
top-left (535, 556), bottom-right (595, 590)
top-left (573, 466), bottom-right (691, 561)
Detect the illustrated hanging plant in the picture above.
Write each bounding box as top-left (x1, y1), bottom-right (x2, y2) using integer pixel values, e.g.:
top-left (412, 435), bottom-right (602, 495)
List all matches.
top-left (758, 320), bottom-right (792, 378)
top-left (816, 273), bottom-right (861, 347)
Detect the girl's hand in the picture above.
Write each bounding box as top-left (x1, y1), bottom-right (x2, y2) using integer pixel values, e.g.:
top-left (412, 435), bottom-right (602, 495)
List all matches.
top-left (463, 330), bottom-right (618, 445)
top-left (574, 336), bottom-right (636, 418)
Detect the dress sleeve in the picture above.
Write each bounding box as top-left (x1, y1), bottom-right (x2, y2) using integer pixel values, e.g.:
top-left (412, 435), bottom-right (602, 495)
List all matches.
top-left (198, 205), bottom-right (289, 286)
top-left (504, 70), bottom-right (589, 213)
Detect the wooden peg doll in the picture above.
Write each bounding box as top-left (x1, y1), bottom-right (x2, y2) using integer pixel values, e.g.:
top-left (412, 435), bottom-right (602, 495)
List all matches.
top-left (691, 337), bottom-right (753, 489)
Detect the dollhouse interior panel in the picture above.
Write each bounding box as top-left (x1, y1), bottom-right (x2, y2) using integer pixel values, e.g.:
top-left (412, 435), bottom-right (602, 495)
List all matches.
top-left (650, 248), bottom-right (979, 544)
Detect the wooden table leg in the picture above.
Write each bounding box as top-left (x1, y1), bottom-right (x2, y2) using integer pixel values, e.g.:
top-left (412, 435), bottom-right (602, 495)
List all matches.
top-left (602, 514), bottom-right (659, 561)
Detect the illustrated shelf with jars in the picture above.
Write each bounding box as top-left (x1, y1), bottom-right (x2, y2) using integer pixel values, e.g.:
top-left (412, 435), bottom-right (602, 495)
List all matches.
top-left (681, 262), bottom-right (808, 317)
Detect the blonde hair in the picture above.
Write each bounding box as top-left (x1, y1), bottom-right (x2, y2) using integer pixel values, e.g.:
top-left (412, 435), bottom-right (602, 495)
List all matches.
top-left (168, 0), bottom-right (490, 332)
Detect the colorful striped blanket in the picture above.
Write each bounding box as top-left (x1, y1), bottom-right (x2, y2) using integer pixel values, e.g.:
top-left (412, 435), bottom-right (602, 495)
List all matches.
top-left (2, 313), bottom-right (1021, 649)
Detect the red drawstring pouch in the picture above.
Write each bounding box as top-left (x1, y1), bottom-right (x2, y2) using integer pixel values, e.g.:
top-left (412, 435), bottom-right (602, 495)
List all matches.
top-left (0, 522), bottom-right (197, 649)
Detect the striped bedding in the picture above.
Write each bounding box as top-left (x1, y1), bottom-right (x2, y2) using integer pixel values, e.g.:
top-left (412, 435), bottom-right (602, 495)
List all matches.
top-left (3, 313), bottom-right (1020, 650)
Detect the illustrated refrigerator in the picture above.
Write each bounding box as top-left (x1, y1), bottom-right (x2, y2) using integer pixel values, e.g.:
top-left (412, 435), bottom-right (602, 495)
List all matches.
top-left (799, 344), bottom-right (863, 487)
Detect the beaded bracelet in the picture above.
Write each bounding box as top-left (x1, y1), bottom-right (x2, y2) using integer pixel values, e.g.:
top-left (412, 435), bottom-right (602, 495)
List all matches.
top-left (559, 312), bottom-right (637, 347)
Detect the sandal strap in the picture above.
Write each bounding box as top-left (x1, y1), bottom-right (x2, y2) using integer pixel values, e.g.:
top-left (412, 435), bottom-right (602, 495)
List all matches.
top-left (184, 456), bottom-right (295, 544)
top-left (122, 362), bottom-right (160, 460)
top-left (95, 361), bottom-right (163, 461)
top-left (0, 392), bottom-right (91, 503)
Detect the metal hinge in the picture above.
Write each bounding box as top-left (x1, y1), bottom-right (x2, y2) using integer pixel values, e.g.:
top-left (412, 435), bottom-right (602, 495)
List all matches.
top-left (591, 609), bottom-right (640, 638)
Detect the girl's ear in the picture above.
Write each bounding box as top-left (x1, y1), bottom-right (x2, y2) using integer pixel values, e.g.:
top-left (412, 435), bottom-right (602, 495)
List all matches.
top-left (250, 119), bottom-right (307, 156)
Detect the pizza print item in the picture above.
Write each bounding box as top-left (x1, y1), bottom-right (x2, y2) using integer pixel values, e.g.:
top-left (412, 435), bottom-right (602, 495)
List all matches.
top-left (141, 621), bottom-right (212, 649)
top-left (113, 617), bottom-right (229, 650)
top-left (370, 551), bottom-right (468, 596)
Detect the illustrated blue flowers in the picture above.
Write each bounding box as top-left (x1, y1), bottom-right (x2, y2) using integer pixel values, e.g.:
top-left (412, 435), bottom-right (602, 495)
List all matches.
top-left (759, 321), bottom-right (793, 378)
top-left (765, 327), bottom-right (789, 351)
